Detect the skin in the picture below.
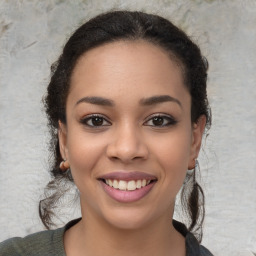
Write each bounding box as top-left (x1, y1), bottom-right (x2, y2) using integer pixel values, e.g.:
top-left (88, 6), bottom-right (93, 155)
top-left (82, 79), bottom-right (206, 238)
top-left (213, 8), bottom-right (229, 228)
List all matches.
top-left (59, 40), bottom-right (206, 256)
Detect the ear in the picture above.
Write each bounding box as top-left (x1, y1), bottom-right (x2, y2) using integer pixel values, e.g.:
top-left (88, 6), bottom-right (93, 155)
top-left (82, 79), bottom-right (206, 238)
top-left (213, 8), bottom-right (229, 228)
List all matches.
top-left (58, 120), bottom-right (68, 160)
top-left (188, 115), bottom-right (206, 169)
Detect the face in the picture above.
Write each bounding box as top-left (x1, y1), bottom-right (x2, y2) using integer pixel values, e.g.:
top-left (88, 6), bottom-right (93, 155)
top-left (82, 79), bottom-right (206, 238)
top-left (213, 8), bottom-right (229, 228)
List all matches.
top-left (59, 40), bottom-right (205, 230)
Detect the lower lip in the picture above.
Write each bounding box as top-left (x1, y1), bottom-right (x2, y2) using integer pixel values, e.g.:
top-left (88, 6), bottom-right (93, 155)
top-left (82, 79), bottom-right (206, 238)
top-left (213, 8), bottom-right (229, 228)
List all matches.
top-left (100, 181), bottom-right (156, 203)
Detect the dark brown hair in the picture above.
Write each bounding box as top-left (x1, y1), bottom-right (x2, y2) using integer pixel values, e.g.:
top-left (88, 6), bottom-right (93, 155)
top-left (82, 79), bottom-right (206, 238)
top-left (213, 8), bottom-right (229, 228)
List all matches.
top-left (40, 10), bottom-right (211, 242)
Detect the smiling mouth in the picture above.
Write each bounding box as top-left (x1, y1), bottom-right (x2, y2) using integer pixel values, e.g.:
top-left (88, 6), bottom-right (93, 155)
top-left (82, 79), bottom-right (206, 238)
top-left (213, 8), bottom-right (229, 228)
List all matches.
top-left (101, 179), bottom-right (157, 191)
top-left (98, 172), bottom-right (157, 202)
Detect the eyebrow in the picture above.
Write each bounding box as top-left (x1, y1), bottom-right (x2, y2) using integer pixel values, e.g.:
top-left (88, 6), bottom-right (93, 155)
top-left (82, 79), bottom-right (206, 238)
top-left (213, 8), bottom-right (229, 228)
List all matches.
top-left (76, 95), bottom-right (182, 108)
top-left (76, 96), bottom-right (115, 106)
top-left (140, 95), bottom-right (182, 108)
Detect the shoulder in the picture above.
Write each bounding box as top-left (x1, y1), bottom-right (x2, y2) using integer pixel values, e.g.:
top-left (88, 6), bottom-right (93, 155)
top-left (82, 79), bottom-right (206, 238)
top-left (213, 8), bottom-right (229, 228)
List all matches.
top-left (0, 227), bottom-right (65, 256)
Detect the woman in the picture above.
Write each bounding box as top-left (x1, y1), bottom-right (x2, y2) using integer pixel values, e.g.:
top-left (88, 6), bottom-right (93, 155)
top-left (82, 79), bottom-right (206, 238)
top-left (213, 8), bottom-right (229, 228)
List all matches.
top-left (0, 11), bottom-right (213, 255)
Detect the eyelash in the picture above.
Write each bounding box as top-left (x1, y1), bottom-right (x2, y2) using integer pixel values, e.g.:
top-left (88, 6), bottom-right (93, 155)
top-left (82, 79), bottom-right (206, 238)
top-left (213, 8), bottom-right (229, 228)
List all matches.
top-left (80, 114), bottom-right (111, 128)
top-left (143, 114), bottom-right (177, 127)
top-left (80, 114), bottom-right (177, 128)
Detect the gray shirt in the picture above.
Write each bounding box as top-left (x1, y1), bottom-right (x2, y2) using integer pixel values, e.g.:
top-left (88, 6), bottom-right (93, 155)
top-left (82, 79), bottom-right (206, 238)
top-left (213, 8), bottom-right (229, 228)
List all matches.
top-left (0, 219), bottom-right (213, 256)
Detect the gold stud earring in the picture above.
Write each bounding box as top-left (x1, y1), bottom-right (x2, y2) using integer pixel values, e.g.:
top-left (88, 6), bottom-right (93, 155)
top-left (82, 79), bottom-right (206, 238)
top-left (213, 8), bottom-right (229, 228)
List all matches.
top-left (59, 159), bottom-right (70, 171)
top-left (188, 159), bottom-right (197, 170)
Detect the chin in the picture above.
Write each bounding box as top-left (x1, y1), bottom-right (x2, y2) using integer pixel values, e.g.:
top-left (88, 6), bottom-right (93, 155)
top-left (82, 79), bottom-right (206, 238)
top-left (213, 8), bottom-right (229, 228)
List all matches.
top-left (100, 206), bottom-right (159, 231)
top-left (107, 215), bottom-right (149, 231)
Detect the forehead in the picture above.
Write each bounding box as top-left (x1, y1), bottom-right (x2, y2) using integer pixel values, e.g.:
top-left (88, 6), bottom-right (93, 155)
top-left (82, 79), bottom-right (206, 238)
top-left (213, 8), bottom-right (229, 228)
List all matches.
top-left (68, 40), bottom-right (188, 105)
top-left (72, 40), bottom-right (182, 77)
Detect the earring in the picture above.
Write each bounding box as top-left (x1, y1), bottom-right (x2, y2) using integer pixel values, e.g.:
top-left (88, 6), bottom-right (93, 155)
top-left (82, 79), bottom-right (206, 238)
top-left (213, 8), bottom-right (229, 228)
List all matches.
top-left (184, 159), bottom-right (199, 185)
top-left (188, 158), bottom-right (198, 171)
top-left (60, 159), bottom-right (73, 181)
top-left (59, 159), bottom-right (70, 171)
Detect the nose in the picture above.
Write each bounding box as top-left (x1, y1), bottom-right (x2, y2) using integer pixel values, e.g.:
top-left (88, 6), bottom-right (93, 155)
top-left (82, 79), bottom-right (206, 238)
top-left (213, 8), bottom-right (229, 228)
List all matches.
top-left (106, 123), bottom-right (148, 163)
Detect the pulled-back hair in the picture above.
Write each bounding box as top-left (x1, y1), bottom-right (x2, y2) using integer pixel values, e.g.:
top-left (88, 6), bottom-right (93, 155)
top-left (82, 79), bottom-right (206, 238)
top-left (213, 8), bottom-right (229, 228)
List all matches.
top-left (40, 10), bottom-right (211, 242)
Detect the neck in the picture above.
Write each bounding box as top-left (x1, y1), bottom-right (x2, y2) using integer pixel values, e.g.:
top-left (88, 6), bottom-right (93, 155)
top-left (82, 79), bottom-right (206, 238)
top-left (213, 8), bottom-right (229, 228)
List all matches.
top-left (64, 208), bottom-right (185, 256)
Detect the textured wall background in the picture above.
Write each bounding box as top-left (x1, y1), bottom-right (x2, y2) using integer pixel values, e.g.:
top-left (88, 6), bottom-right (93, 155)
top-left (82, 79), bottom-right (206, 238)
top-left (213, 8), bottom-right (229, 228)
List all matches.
top-left (0, 1), bottom-right (256, 255)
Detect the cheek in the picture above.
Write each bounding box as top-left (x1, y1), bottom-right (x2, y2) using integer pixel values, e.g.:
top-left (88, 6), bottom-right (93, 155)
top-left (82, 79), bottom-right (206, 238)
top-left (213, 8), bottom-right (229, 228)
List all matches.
top-left (149, 129), bottom-right (192, 187)
top-left (66, 131), bottom-right (106, 182)
top-left (151, 128), bottom-right (192, 165)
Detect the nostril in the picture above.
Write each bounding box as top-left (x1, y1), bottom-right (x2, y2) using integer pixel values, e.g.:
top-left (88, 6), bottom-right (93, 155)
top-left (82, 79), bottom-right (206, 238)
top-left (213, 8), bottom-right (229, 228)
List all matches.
top-left (109, 156), bottom-right (120, 161)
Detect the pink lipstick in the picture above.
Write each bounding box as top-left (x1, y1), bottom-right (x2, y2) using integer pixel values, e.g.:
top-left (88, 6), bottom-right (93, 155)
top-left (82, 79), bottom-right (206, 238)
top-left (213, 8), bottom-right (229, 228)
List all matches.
top-left (98, 172), bottom-right (157, 203)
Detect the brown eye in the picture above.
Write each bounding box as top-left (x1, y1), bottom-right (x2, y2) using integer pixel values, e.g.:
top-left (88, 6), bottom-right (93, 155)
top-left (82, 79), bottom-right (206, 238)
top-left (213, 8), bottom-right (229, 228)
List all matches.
top-left (80, 115), bottom-right (111, 127)
top-left (144, 114), bottom-right (177, 127)
top-left (91, 116), bottom-right (104, 126)
top-left (152, 117), bottom-right (164, 126)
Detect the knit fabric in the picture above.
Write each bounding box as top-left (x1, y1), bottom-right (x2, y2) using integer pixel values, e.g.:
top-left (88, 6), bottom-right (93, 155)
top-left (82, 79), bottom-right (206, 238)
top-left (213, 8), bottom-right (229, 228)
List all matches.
top-left (0, 219), bottom-right (213, 256)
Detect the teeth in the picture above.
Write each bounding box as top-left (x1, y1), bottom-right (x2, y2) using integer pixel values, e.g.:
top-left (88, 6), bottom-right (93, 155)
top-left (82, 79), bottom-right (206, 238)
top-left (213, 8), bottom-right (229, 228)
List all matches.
top-left (118, 180), bottom-right (127, 191)
top-left (136, 180), bottom-right (141, 189)
top-left (104, 179), bottom-right (153, 191)
top-left (127, 180), bottom-right (136, 191)
top-left (113, 180), bottom-right (119, 189)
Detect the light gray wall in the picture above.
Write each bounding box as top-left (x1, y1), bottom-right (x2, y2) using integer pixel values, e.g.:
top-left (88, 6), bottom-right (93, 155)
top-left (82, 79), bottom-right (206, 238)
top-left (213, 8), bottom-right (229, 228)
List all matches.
top-left (0, 1), bottom-right (255, 255)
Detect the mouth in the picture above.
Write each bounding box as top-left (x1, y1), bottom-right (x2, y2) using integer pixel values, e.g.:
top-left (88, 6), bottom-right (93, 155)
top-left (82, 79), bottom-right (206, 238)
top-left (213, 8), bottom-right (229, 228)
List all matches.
top-left (100, 178), bottom-right (156, 191)
top-left (98, 172), bottom-right (157, 203)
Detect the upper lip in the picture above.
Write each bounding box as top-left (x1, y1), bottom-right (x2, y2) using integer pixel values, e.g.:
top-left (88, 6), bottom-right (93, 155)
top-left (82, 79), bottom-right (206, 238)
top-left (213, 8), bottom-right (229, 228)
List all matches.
top-left (98, 171), bottom-right (157, 181)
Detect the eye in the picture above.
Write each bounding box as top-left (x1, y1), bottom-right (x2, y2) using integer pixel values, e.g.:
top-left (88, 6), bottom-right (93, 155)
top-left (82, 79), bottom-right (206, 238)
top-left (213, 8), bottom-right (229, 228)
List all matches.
top-left (144, 114), bottom-right (177, 127)
top-left (80, 114), bottom-right (111, 127)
